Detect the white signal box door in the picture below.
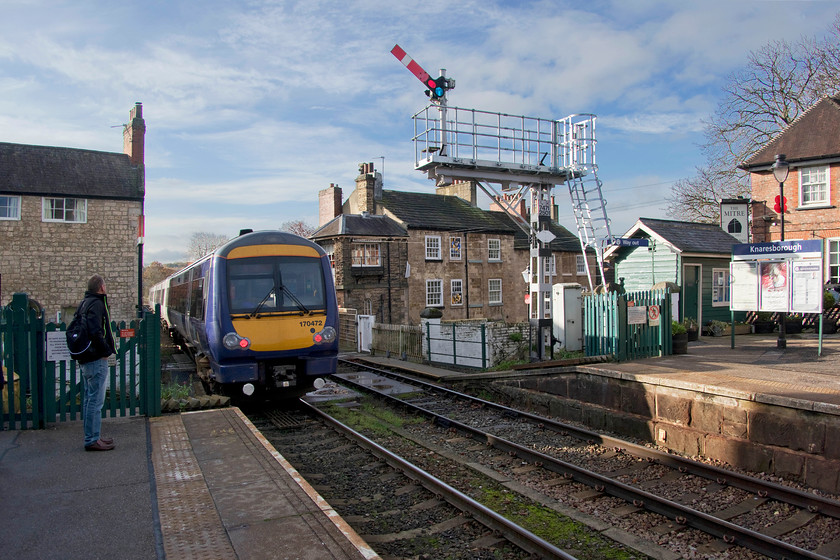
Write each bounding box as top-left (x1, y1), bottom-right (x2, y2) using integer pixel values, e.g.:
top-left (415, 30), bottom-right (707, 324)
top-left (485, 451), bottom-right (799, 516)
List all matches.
top-left (552, 283), bottom-right (583, 352)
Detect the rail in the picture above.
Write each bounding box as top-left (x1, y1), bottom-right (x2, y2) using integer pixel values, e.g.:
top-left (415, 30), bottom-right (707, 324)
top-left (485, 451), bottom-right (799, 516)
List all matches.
top-left (412, 106), bottom-right (596, 175)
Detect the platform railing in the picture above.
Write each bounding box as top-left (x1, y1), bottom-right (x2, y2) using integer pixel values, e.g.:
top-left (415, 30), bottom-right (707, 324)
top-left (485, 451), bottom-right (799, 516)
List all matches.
top-left (412, 106), bottom-right (596, 173)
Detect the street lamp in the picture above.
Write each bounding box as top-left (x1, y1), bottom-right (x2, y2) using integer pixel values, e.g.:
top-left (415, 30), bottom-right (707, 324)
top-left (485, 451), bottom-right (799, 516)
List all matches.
top-left (772, 154), bottom-right (790, 349)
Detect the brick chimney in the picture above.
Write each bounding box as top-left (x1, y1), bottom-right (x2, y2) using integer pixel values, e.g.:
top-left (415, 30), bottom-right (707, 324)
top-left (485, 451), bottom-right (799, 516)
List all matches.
top-left (436, 179), bottom-right (477, 206)
top-left (354, 162), bottom-right (380, 214)
top-left (318, 183), bottom-right (343, 226)
top-left (489, 193), bottom-right (527, 219)
top-left (123, 102), bottom-right (145, 166)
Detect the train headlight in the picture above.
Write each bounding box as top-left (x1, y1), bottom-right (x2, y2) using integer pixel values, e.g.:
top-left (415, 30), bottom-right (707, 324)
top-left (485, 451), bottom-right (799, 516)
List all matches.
top-left (223, 332), bottom-right (251, 350)
top-left (313, 326), bottom-right (336, 345)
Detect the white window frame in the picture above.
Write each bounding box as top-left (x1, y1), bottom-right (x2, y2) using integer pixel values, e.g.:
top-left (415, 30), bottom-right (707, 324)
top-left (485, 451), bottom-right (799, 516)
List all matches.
top-left (711, 268), bottom-right (731, 307)
top-left (351, 242), bottom-right (380, 267)
top-left (0, 195), bottom-right (21, 220)
top-left (799, 165), bottom-right (830, 207)
top-left (488, 238), bottom-right (501, 261)
top-left (42, 197), bottom-right (87, 223)
top-left (488, 278), bottom-right (502, 305)
top-left (425, 235), bottom-right (441, 260)
top-left (426, 279), bottom-right (443, 307)
top-left (449, 236), bottom-right (462, 261)
top-left (576, 254), bottom-right (586, 275)
top-left (451, 279), bottom-right (463, 306)
top-left (543, 256), bottom-right (556, 277)
top-left (828, 238), bottom-right (840, 284)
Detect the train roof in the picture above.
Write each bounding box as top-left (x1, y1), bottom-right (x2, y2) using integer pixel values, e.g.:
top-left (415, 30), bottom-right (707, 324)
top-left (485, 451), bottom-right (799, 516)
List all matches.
top-left (215, 230), bottom-right (325, 258)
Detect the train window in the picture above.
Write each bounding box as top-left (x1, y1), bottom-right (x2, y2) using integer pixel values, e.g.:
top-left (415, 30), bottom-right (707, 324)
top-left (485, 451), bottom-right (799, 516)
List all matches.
top-left (227, 256), bottom-right (326, 314)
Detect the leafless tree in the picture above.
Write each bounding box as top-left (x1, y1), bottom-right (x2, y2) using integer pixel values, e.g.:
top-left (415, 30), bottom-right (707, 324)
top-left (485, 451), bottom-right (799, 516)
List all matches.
top-left (142, 261), bottom-right (177, 301)
top-left (187, 231), bottom-right (229, 261)
top-left (667, 14), bottom-right (840, 222)
top-left (280, 220), bottom-right (316, 238)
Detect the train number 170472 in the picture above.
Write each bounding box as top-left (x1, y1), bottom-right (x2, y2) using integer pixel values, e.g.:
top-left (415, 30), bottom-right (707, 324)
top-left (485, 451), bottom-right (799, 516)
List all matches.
top-left (299, 320), bottom-right (324, 328)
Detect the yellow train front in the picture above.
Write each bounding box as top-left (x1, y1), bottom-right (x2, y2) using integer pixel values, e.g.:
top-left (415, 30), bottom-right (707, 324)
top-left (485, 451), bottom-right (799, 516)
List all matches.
top-left (154, 230), bottom-right (339, 399)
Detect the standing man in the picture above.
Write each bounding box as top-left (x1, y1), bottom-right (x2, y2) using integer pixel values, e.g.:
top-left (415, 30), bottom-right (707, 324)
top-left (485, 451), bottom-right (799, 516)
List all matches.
top-left (77, 274), bottom-right (117, 451)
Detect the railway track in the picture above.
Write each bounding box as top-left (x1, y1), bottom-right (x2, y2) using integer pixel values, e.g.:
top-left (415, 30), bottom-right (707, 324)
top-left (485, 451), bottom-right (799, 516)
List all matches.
top-left (326, 358), bottom-right (840, 560)
top-left (250, 406), bottom-right (581, 560)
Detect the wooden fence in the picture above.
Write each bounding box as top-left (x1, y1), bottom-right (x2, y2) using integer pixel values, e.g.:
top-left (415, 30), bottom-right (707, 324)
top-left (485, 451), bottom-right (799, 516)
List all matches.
top-left (1, 293), bottom-right (161, 430)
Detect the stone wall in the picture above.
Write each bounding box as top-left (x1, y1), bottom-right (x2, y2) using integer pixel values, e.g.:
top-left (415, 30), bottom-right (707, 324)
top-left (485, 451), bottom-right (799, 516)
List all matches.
top-left (0, 194), bottom-right (142, 323)
top-left (406, 229), bottom-right (524, 323)
top-left (494, 370), bottom-right (840, 494)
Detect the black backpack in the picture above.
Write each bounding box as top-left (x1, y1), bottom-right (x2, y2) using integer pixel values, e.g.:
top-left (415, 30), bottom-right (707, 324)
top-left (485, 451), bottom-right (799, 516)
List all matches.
top-left (66, 299), bottom-right (97, 361)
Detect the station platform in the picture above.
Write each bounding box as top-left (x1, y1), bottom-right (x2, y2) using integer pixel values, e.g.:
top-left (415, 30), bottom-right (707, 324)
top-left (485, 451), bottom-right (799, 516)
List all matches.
top-left (355, 333), bottom-right (840, 414)
top-left (0, 408), bottom-right (379, 560)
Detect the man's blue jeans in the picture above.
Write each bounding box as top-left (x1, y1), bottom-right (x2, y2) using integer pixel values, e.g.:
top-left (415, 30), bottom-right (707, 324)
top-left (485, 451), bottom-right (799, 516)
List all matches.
top-left (81, 358), bottom-right (108, 447)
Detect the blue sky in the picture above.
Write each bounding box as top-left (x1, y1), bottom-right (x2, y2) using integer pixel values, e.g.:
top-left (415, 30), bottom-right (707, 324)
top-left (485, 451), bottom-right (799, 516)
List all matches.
top-left (2, 0), bottom-right (838, 262)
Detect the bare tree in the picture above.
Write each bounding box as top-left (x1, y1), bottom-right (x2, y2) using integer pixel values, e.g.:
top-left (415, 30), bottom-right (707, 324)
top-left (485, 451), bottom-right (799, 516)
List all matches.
top-left (280, 220), bottom-right (316, 238)
top-left (187, 231), bottom-right (229, 261)
top-left (142, 261), bottom-right (177, 301)
top-left (668, 15), bottom-right (840, 222)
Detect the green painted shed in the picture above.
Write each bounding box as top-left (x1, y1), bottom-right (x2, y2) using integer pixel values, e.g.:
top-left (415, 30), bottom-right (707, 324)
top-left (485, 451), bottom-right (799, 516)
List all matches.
top-left (604, 218), bottom-right (743, 326)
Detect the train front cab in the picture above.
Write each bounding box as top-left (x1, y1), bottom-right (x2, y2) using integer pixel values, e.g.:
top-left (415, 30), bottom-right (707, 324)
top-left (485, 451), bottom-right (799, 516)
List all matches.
top-left (208, 233), bottom-right (338, 398)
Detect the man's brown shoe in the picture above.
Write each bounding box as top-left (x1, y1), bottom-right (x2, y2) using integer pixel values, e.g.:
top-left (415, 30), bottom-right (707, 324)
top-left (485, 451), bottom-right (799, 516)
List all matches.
top-left (100, 437), bottom-right (114, 445)
top-left (85, 439), bottom-right (115, 451)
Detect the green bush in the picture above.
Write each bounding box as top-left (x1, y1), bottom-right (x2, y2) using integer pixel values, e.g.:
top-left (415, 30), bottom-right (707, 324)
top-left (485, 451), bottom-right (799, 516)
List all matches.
top-left (671, 320), bottom-right (687, 336)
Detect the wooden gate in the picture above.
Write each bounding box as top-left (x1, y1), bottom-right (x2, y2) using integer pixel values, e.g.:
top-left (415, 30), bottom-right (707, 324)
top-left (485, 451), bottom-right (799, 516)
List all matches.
top-left (584, 289), bottom-right (672, 361)
top-left (1, 293), bottom-right (161, 430)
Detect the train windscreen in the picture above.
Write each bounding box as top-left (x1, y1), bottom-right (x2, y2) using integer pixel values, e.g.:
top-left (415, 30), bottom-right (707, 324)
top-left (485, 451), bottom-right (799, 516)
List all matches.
top-left (227, 256), bottom-right (326, 315)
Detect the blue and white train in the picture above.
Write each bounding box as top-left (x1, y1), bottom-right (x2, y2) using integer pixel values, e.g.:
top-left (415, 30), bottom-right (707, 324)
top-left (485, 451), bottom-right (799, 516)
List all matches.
top-left (149, 230), bottom-right (338, 399)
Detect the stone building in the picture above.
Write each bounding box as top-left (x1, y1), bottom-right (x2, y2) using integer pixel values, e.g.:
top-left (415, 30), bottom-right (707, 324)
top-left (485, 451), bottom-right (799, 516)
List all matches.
top-left (313, 162), bottom-right (592, 324)
top-left (0, 103), bottom-right (145, 322)
top-left (740, 94), bottom-right (840, 284)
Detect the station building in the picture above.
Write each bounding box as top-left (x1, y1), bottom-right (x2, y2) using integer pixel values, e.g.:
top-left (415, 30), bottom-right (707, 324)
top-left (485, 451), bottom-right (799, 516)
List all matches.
top-left (312, 162), bottom-right (593, 325)
top-left (0, 103), bottom-right (145, 323)
top-left (740, 94), bottom-right (840, 285)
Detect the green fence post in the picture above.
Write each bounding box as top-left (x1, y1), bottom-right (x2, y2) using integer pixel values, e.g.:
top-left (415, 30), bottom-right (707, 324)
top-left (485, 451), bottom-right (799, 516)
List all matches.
top-left (616, 294), bottom-right (628, 362)
top-left (481, 323), bottom-right (487, 369)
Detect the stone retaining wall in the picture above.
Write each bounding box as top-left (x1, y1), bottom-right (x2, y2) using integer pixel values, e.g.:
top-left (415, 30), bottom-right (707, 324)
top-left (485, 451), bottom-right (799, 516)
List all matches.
top-left (493, 371), bottom-right (840, 494)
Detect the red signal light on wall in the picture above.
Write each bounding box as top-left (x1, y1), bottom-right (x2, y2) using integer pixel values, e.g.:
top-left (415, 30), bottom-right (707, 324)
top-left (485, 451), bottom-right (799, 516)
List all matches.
top-left (773, 195), bottom-right (787, 213)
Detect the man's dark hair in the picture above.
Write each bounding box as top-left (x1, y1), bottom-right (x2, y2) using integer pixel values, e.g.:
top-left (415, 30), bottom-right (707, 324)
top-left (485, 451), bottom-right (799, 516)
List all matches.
top-left (87, 274), bottom-right (105, 293)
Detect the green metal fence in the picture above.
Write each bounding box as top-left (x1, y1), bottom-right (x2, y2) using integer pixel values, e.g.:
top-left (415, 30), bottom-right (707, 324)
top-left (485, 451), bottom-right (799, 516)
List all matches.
top-left (584, 289), bottom-right (672, 361)
top-left (1, 293), bottom-right (161, 430)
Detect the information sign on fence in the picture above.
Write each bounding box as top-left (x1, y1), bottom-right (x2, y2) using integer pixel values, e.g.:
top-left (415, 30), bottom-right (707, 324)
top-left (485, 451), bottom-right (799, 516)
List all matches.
top-left (627, 306), bottom-right (647, 325)
top-left (45, 331), bottom-right (72, 362)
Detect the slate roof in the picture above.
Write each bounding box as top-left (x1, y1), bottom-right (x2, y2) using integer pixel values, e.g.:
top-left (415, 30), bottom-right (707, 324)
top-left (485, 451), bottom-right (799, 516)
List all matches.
top-left (310, 213), bottom-right (408, 240)
top-left (380, 190), bottom-right (516, 234)
top-left (0, 142), bottom-right (143, 200)
top-left (609, 217), bottom-right (739, 257)
top-left (741, 95), bottom-right (840, 169)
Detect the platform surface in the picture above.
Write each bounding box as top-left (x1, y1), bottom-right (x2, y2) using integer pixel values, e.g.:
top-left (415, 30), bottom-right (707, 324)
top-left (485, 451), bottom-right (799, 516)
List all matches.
top-left (0, 408), bottom-right (379, 560)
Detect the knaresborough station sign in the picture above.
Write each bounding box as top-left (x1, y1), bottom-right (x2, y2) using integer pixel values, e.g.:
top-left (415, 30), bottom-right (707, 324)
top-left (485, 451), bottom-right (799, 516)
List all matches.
top-left (730, 240), bottom-right (823, 315)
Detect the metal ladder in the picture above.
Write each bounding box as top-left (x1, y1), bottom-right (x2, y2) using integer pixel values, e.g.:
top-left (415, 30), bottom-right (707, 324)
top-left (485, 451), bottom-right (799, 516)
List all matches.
top-left (567, 166), bottom-right (611, 290)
